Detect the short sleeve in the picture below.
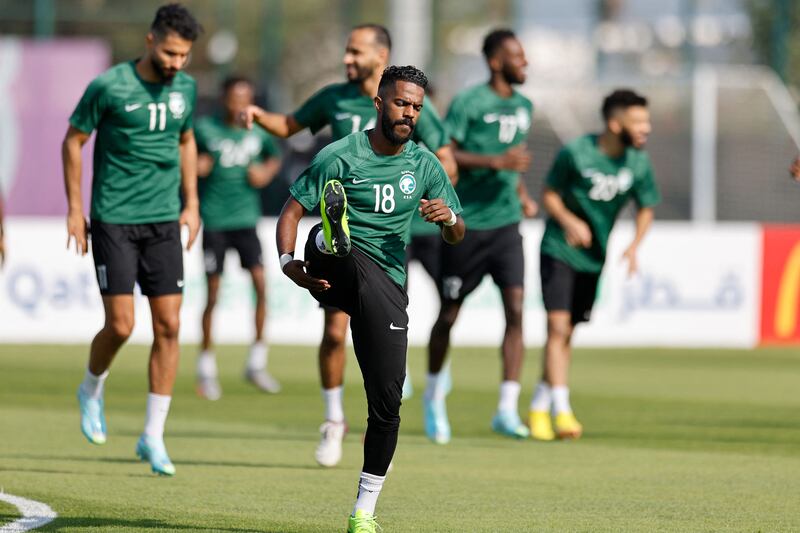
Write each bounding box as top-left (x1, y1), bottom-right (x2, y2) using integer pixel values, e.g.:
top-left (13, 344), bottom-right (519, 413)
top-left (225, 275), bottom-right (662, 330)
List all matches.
top-left (289, 148), bottom-right (343, 212)
top-left (194, 119), bottom-right (210, 153)
top-left (545, 147), bottom-right (576, 192)
top-left (180, 83), bottom-right (196, 133)
top-left (423, 154), bottom-right (462, 215)
top-left (68, 76), bottom-right (109, 134)
top-left (292, 85), bottom-right (333, 134)
top-left (633, 156), bottom-right (661, 208)
top-left (444, 93), bottom-right (470, 145)
top-left (260, 130), bottom-right (281, 159)
top-left (413, 97), bottom-right (449, 151)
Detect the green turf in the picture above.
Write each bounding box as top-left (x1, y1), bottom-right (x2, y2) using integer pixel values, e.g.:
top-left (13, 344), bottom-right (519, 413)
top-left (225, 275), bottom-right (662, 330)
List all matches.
top-left (0, 500), bottom-right (20, 524)
top-left (0, 344), bottom-right (798, 532)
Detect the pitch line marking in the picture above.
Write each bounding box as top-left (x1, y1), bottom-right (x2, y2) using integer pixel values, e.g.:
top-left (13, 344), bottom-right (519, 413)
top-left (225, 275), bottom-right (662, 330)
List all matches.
top-left (0, 491), bottom-right (57, 532)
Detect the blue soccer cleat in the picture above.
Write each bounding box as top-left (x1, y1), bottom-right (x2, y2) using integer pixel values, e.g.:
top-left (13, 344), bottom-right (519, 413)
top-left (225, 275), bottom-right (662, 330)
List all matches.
top-left (491, 409), bottom-right (531, 439)
top-left (423, 365), bottom-right (452, 444)
top-left (77, 386), bottom-right (107, 445)
top-left (136, 434), bottom-right (176, 476)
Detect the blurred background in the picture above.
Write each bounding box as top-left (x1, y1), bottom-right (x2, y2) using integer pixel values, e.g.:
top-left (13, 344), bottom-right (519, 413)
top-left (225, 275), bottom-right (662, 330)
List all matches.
top-left (2, 0), bottom-right (800, 347)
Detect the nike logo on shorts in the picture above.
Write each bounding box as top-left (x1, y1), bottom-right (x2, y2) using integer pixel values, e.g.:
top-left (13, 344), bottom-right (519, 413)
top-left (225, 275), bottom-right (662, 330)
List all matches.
top-left (352, 178), bottom-right (370, 184)
top-left (389, 323), bottom-right (405, 331)
top-left (125, 103), bottom-right (142, 112)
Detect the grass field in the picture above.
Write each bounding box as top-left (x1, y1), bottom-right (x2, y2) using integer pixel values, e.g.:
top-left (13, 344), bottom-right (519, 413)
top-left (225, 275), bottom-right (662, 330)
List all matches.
top-left (1, 344), bottom-right (799, 532)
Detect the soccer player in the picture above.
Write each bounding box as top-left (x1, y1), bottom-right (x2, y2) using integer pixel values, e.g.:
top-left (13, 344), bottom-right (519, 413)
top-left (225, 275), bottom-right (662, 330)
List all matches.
top-left (276, 65), bottom-right (463, 533)
top-left (195, 76), bottom-right (282, 400)
top-left (529, 89), bottom-right (660, 440)
top-left (243, 24), bottom-right (457, 467)
top-left (425, 29), bottom-right (538, 444)
top-left (62, 3), bottom-right (201, 476)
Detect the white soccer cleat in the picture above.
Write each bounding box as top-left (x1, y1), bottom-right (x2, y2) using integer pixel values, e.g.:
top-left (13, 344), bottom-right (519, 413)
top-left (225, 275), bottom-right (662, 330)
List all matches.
top-left (244, 368), bottom-right (281, 394)
top-left (315, 420), bottom-right (347, 467)
top-left (195, 376), bottom-right (222, 401)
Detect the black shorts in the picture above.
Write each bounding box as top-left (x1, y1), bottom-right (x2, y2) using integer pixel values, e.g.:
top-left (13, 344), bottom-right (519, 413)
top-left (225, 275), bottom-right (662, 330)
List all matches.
top-left (439, 222), bottom-right (524, 303)
top-left (90, 220), bottom-right (183, 297)
top-left (202, 227), bottom-right (263, 275)
top-left (540, 253), bottom-right (600, 325)
top-left (405, 233), bottom-right (442, 283)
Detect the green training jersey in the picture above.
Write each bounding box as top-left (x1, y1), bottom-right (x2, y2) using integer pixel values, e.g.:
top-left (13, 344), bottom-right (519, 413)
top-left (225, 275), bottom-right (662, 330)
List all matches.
top-left (540, 134), bottom-right (661, 273)
top-left (445, 83), bottom-right (533, 231)
top-left (290, 132), bottom-right (462, 286)
top-left (69, 61), bottom-right (196, 224)
top-left (196, 116), bottom-right (280, 230)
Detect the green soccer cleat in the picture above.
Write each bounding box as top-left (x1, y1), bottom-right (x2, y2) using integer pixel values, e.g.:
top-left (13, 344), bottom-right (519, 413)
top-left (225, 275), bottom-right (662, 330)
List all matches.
top-left (491, 409), bottom-right (531, 439)
top-left (347, 510), bottom-right (380, 533)
top-left (77, 386), bottom-right (107, 445)
top-left (136, 434), bottom-right (176, 476)
top-left (320, 179), bottom-right (351, 257)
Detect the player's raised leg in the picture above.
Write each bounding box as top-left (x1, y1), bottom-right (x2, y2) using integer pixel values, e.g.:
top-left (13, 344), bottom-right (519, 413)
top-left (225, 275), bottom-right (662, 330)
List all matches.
top-left (78, 295), bottom-right (135, 445)
top-left (316, 308), bottom-right (349, 467)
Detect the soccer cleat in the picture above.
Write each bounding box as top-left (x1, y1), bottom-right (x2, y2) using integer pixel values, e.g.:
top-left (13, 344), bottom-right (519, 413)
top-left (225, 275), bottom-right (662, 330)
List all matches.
top-left (529, 410), bottom-right (555, 441)
top-left (315, 420), bottom-right (347, 467)
top-left (195, 375), bottom-right (222, 401)
top-left (491, 409), bottom-right (531, 439)
top-left (401, 373), bottom-right (413, 400)
top-left (554, 412), bottom-right (583, 440)
top-left (347, 510), bottom-right (380, 533)
top-left (244, 368), bottom-right (281, 394)
top-left (136, 434), bottom-right (176, 476)
top-left (423, 397), bottom-right (451, 444)
top-left (77, 387), bottom-right (107, 445)
top-left (320, 179), bottom-right (351, 257)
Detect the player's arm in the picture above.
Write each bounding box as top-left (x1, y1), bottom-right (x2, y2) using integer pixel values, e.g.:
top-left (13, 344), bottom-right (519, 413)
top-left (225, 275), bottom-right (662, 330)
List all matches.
top-left (542, 187), bottom-right (591, 248)
top-left (62, 126), bottom-right (92, 255)
top-left (178, 129), bottom-right (200, 250)
top-left (242, 106), bottom-right (304, 138)
top-left (419, 199), bottom-right (465, 244)
top-left (517, 179), bottom-right (538, 218)
top-left (247, 157), bottom-right (282, 188)
top-left (621, 207), bottom-right (654, 276)
top-left (276, 197), bottom-right (330, 291)
top-left (434, 144), bottom-right (459, 185)
top-left (451, 142), bottom-right (532, 173)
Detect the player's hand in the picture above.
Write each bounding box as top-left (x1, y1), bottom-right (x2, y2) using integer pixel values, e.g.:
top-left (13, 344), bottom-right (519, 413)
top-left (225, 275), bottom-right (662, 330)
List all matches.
top-left (240, 105), bottom-right (265, 130)
top-left (563, 217), bottom-right (592, 248)
top-left (247, 163), bottom-right (273, 188)
top-left (419, 198), bottom-right (453, 224)
top-left (197, 153), bottom-right (214, 178)
top-left (66, 211), bottom-right (89, 255)
top-left (179, 204), bottom-right (201, 250)
top-left (622, 245), bottom-right (638, 277)
top-left (790, 157), bottom-right (800, 181)
top-left (283, 260), bottom-right (330, 292)
top-left (520, 194), bottom-right (538, 218)
top-left (493, 145), bottom-right (532, 173)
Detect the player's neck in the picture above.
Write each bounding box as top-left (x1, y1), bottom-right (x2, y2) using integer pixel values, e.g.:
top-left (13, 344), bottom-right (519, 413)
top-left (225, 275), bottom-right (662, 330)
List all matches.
top-left (488, 75), bottom-right (514, 98)
top-left (360, 73), bottom-right (382, 98)
top-left (367, 128), bottom-right (404, 156)
top-left (135, 56), bottom-right (162, 84)
top-left (597, 131), bottom-right (625, 159)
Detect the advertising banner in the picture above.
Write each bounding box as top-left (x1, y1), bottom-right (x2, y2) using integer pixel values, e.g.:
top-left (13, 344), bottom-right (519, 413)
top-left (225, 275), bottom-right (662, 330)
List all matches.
top-left (760, 225), bottom-right (800, 344)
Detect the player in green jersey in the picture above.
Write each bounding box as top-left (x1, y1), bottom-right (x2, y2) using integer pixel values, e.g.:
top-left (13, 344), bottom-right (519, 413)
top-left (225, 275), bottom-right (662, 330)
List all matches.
top-left (63, 4), bottom-right (202, 476)
top-left (529, 89), bottom-right (660, 441)
top-left (194, 76), bottom-right (283, 401)
top-left (277, 65), bottom-right (463, 533)
top-left (426, 29), bottom-right (538, 444)
top-left (243, 24), bottom-right (457, 468)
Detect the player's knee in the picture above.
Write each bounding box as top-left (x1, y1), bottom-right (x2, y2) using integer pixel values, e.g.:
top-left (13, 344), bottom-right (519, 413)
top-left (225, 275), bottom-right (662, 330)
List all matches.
top-left (367, 388), bottom-right (402, 432)
top-left (321, 325), bottom-right (347, 350)
top-left (546, 319), bottom-right (572, 343)
top-left (434, 306), bottom-right (460, 331)
top-left (153, 314), bottom-right (181, 340)
top-left (107, 317), bottom-right (134, 341)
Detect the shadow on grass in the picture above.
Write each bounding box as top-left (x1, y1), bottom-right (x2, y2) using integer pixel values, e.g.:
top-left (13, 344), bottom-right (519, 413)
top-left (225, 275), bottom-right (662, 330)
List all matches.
top-left (1, 453), bottom-right (322, 471)
top-left (0, 466), bottom-right (151, 478)
top-left (36, 516), bottom-right (293, 532)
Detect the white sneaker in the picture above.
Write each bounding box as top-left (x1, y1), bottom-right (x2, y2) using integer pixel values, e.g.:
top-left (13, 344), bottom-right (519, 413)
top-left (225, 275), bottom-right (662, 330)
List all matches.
top-left (315, 420), bottom-right (347, 467)
top-left (196, 376), bottom-right (222, 401)
top-left (244, 368), bottom-right (281, 393)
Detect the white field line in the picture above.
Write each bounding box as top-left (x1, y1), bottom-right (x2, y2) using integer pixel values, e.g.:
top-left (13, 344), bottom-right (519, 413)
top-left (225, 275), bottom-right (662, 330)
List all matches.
top-left (0, 492), bottom-right (57, 532)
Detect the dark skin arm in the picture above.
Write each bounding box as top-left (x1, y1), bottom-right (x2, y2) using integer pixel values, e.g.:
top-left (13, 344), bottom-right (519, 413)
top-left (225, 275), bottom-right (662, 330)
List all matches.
top-left (62, 126), bottom-right (92, 255)
top-left (242, 106), bottom-right (304, 138)
top-left (275, 197), bottom-right (330, 291)
top-left (419, 198), bottom-right (465, 244)
top-left (178, 129), bottom-right (200, 250)
top-left (453, 143), bottom-right (532, 172)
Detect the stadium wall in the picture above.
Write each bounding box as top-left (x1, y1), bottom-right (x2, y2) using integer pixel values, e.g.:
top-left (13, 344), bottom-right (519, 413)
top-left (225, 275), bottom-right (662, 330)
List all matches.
top-left (0, 217), bottom-right (777, 348)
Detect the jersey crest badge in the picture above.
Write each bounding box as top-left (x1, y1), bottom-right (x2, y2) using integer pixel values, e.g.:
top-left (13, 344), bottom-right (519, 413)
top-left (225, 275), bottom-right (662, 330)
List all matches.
top-left (399, 173), bottom-right (416, 195)
top-left (168, 92), bottom-right (186, 119)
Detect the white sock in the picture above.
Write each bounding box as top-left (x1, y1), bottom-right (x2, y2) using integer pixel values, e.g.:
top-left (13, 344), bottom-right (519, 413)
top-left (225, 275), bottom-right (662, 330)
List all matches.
top-left (551, 386), bottom-right (572, 415)
top-left (353, 472), bottom-right (386, 516)
top-left (144, 393), bottom-right (172, 440)
top-left (530, 381), bottom-right (552, 412)
top-left (247, 341), bottom-right (268, 371)
top-left (315, 230), bottom-right (332, 254)
top-left (80, 368), bottom-right (109, 400)
top-left (322, 386), bottom-right (345, 423)
top-left (497, 380), bottom-right (521, 413)
top-left (197, 350), bottom-right (217, 378)
top-left (424, 373), bottom-right (444, 402)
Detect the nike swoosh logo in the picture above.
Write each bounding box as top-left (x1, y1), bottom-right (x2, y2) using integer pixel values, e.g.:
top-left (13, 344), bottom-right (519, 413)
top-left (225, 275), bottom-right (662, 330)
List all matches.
top-left (177, 280), bottom-right (185, 288)
top-left (125, 103), bottom-right (142, 112)
top-left (389, 323), bottom-right (405, 331)
top-left (352, 178), bottom-right (370, 184)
